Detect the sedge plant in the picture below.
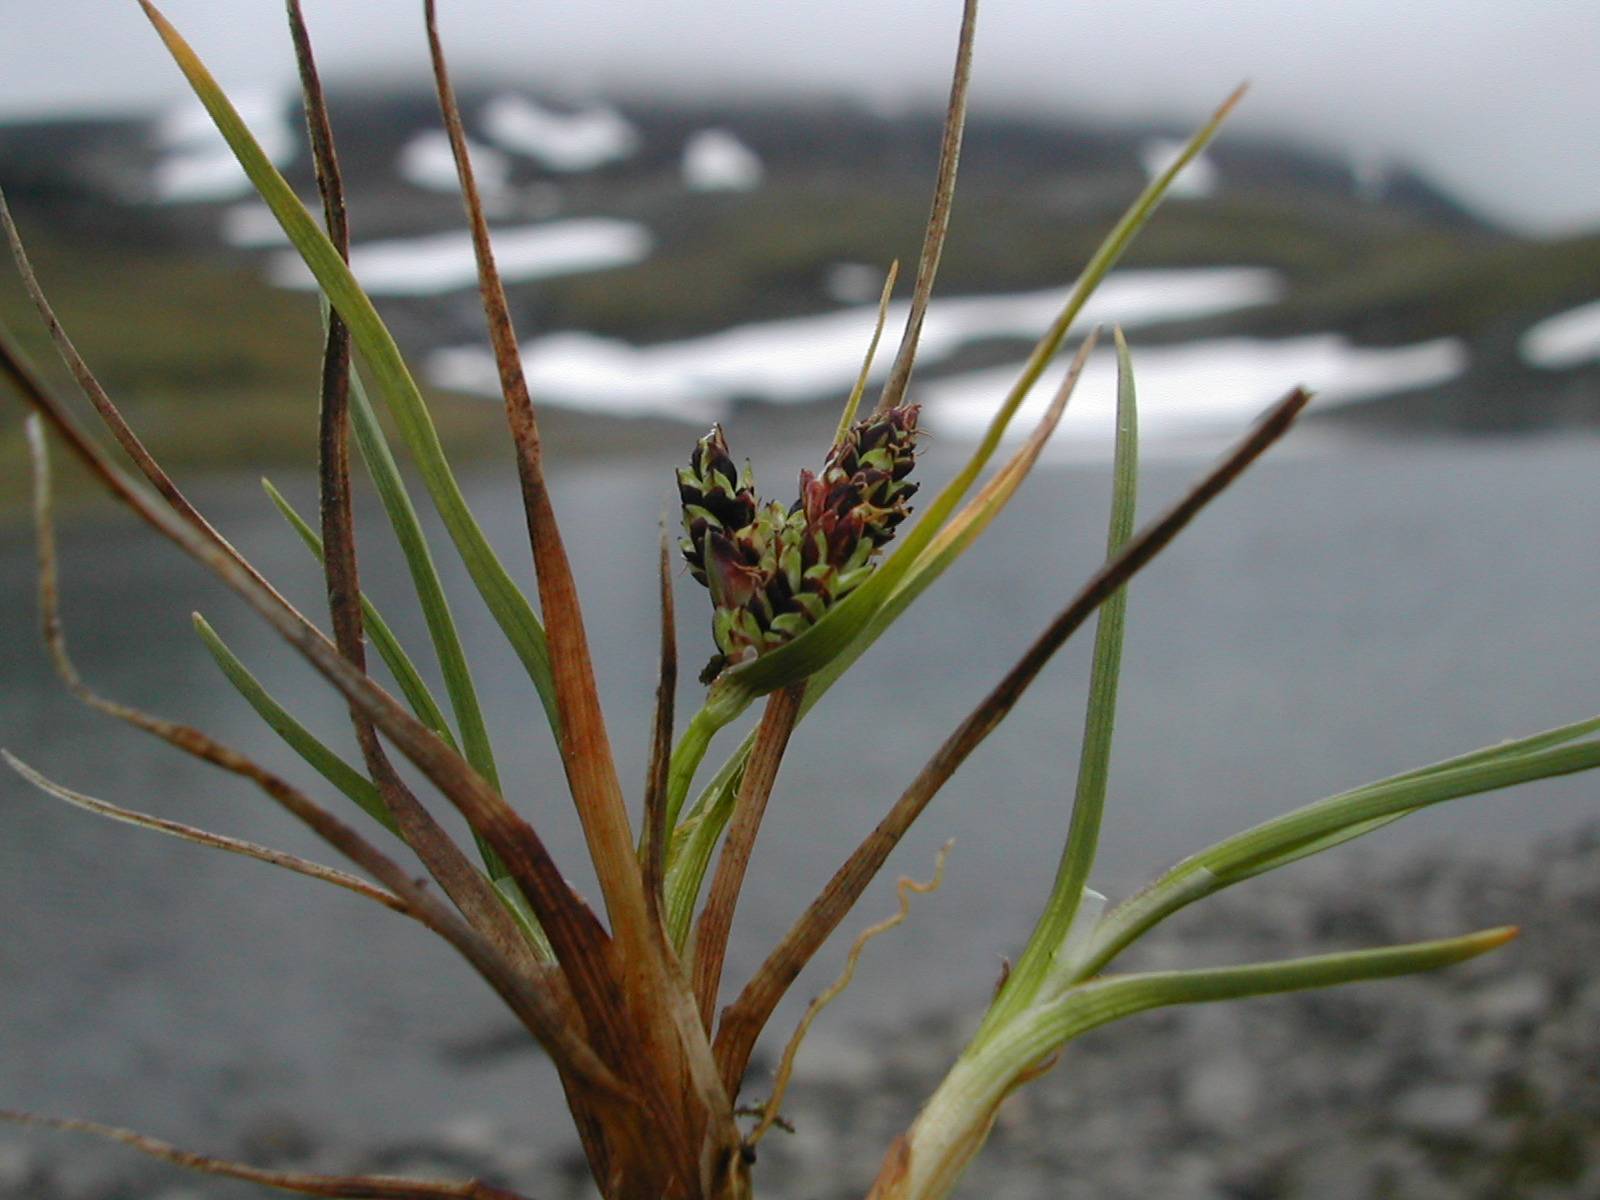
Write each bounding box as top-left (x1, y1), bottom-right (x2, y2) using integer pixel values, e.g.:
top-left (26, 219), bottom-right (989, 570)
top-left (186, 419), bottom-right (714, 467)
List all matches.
top-left (2, 2), bottom-right (1597, 1198)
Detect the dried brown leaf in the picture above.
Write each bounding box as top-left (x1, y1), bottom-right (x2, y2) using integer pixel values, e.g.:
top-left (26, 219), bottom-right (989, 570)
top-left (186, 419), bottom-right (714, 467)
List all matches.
top-left (0, 1110), bottom-right (530, 1199)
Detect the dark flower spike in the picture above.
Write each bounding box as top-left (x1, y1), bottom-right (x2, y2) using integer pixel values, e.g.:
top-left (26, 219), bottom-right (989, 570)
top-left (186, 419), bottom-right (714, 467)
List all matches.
top-left (679, 424), bottom-right (759, 587)
top-left (686, 407), bottom-right (921, 681)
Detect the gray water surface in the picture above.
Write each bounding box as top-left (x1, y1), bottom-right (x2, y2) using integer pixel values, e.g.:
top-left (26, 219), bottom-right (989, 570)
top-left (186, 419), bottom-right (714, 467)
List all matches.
top-left (2, 429), bottom-right (1597, 1162)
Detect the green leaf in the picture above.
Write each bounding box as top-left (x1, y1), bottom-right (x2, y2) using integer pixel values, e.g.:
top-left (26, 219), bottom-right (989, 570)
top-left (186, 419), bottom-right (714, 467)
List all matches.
top-left (664, 736), bottom-right (751, 951)
top-left (980, 328), bottom-right (1139, 1039)
top-left (345, 372), bottom-right (501, 788)
top-left (1080, 720), bottom-right (1600, 978)
top-left (139, 1), bottom-right (557, 733)
top-left (494, 876), bottom-right (556, 962)
top-left (832, 261), bottom-right (898, 443)
top-left (1045, 927), bottom-right (1513, 1040)
top-left (192, 613), bottom-right (393, 831)
top-left (910, 919), bottom-right (1509, 1198)
top-left (262, 478), bottom-right (457, 747)
top-left (1002, 927), bottom-right (1515, 1083)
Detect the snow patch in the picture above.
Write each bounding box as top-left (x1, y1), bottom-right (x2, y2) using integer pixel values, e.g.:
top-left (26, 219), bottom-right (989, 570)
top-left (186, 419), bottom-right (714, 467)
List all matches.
top-left (425, 267), bottom-right (1281, 420)
top-left (221, 202), bottom-right (289, 248)
top-left (268, 219), bottom-right (652, 296)
top-left (683, 129), bottom-right (763, 192)
top-left (481, 95), bottom-right (638, 172)
top-left (1520, 299), bottom-right (1600, 370)
top-left (397, 130), bottom-right (511, 197)
top-left (149, 87), bottom-right (295, 203)
top-left (922, 335), bottom-right (1469, 447)
top-left (1138, 137), bottom-right (1219, 199)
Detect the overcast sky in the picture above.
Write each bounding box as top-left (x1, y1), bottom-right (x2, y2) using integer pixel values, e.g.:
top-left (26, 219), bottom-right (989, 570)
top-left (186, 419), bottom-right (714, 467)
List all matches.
top-left (4, 1), bottom-right (1598, 234)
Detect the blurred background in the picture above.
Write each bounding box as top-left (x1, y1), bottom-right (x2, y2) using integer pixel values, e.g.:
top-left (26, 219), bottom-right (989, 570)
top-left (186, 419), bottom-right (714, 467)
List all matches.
top-left (2, 2), bottom-right (1598, 1197)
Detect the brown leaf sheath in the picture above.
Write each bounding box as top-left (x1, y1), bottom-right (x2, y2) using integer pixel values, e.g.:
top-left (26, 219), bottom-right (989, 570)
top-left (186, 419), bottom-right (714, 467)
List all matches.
top-left (421, 0), bottom-right (652, 958)
top-left (424, 11), bottom-right (725, 1194)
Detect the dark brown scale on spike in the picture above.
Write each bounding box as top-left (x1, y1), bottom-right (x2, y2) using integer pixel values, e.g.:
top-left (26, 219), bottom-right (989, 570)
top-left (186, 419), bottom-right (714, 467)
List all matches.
top-left (676, 425), bottom-right (757, 587)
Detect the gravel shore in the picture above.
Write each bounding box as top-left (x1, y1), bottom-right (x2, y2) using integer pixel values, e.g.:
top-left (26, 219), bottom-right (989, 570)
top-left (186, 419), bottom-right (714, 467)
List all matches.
top-left (5, 825), bottom-right (1598, 1200)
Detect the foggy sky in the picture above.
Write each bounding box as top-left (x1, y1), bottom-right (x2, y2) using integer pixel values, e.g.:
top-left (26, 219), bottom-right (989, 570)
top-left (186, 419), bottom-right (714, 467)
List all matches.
top-left (4, 1), bottom-right (1598, 235)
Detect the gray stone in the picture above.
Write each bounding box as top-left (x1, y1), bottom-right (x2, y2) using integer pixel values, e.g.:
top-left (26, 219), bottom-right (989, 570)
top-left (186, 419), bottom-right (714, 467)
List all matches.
top-left (0, 1142), bottom-right (33, 1193)
top-left (1392, 1082), bottom-right (1490, 1137)
top-left (792, 1030), bottom-right (880, 1089)
top-left (437, 1112), bottom-right (503, 1157)
top-left (1180, 1057), bottom-right (1261, 1132)
top-left (1472, 974), bottom-right (1554, 1026)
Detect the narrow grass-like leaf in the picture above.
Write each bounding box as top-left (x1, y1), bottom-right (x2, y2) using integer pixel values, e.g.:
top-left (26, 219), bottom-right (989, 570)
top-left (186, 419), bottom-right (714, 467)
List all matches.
top-left (264, 478), bottom-right (456, 745)
top-left (423, 0), bottom-right (651, 965)
top-left (1034, 927), bottom-right (1514, 1053)
top-left (0, 1110), bottom-right (533, 1199)
top-left (134, 1), bottom-right (556, 729)
top-left (665, 741), bottom-right (750, 951)
top-left (1223, 710), bottom-right (1600, 880)
top-left (642, 523), bottom-right (678, 911)
top-left (834, 261), bottom-right (900, 442)
top-left (874, 0), bottom-right (977, 416)
top-left (1079, 728), bottom-right (1600, 979)
top-left (1219, 739), bottom-right (1600, 882)
top-left (895, 927), bottom-right (1515, 1199)
top-left (288, 0), bottom-right (373, 812)
top-left (345, 369), bottom-right (501, 788)
top-left (193, 612), bottom-right (392, 830)
top-left (692, 684), bottom-right (804, 1031)
top-left (4, 751), bottom-right (410, 915)
top-left (980, 328), bottom-right (1139, 1040)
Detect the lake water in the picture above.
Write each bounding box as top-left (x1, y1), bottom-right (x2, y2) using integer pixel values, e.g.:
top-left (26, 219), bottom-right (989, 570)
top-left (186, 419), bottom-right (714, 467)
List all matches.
top-left (2, 427), bottom-right (1598, 1165)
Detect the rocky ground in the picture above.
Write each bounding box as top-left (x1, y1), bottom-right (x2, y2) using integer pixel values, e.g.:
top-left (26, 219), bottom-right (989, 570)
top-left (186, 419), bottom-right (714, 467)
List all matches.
top-left (4, 825), bottom-right (1598, 1200)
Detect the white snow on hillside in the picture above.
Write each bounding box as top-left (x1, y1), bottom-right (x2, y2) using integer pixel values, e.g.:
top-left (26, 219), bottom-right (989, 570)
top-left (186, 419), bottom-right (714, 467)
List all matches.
top-left (425, 266), bottom-right (1280, 419)
top-left (149, 88), bottom-right (295, 203)
top-left (267, 218), bottom-right (652, 296)
top-left (221, 202), bottom-right (288, 247)
top-left (482, 95), bottom-right (638, 172)
top-left (1520, 299), bottom-right (1600, 370)
top-left (683, 129), bottom-right (763, 191)
top-left (922, 335), bottom-right (1468, 447)
top-left (397, 129), bottom-right (511, 196)
top-left (1138, 137), bottom-right (1219, 199)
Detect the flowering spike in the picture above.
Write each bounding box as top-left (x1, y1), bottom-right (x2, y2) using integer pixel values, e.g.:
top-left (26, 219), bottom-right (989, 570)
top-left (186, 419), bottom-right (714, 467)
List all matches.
top-left (679, 406), bottom-right (922, 682)
top-left (677, 425), bottom-right (758, 587)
